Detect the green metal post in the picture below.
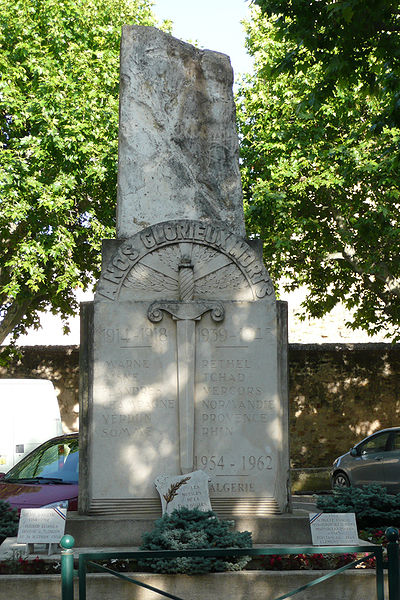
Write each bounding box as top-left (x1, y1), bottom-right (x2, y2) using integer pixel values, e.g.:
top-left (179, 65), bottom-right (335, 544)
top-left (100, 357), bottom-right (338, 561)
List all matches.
top-left (79, 554), bottom-right (87, 600)
top-left (61, 534), bottom-right (75, 600)
top-left (387, 527), bottom-right (400, 600)
top-left (375, 546), bottom-right (385, 600)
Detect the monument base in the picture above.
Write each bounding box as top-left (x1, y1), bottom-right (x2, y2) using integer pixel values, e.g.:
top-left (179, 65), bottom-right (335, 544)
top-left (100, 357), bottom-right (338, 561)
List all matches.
top-left (85, 496), bottom-right (282, 518)
top-left (65, 512), bottom-right (311, 547)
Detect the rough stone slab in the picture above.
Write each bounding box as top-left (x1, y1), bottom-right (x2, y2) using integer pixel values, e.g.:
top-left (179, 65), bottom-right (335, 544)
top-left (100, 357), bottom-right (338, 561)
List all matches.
top-left (117, 26), bottom-right (245, 238)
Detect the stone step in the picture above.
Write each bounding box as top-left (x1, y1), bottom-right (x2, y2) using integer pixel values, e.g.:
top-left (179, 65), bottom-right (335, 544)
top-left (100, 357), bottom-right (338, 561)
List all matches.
top-left (64, 512), bottom-right (313, 547)
top-left (0, 570), bottom-right (385, 600)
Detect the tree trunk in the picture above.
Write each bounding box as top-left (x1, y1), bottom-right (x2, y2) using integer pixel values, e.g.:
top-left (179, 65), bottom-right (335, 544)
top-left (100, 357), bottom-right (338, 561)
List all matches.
top-left (0, 299), bottom-right (31, 345)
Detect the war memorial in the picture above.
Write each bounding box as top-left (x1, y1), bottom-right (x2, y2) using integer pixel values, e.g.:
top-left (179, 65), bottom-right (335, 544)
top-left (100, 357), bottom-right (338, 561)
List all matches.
top-left (75, 25), bottom-right (294, 546)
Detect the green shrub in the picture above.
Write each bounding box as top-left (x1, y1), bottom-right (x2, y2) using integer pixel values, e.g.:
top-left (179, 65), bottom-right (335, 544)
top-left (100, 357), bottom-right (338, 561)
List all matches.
top-left (316, 484), bottom-right (400, 529)
top-left (139, 507), bottom-right (252, 574)
top-left (0, 500), bottom-right (19, 540)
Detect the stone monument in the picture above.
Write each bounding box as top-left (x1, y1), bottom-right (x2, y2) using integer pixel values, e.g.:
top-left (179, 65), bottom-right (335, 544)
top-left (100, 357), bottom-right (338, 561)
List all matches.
top-left (79, 26), bottom-right (289, 519)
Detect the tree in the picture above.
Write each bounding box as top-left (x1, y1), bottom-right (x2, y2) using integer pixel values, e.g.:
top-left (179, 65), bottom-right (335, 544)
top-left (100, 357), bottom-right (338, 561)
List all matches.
top-left (252, 0), bottom-right (400, 129)
top-left (0, 0), bottom-right (163, 346)
top-left (237, 4), bottom-right (400, 338)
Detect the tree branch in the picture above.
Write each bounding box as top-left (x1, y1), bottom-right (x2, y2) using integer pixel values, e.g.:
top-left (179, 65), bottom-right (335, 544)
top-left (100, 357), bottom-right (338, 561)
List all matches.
top-left (0, 299), bottom-right (31, 345)
top-left (330, 209), bottom-right (400, 300)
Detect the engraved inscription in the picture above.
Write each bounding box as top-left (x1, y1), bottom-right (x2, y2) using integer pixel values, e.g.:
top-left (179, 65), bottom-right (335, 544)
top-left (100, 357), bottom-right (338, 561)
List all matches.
top-left (193, 455), bottom-right (273, 472)
top-left (198, 337), bottom-right (273, 439)
top-left (101, 326), bottom-right (168, 346)
top-left (94, 313), bottom-right (176, 455)
top-left (96, 220), bottom-right (274, 302)
top-left (191, 304), bottom-right (278, 498)
top-left (101, 412), bottom-right (152, 439)
top-left (209, 482), bottom-right (255, 493)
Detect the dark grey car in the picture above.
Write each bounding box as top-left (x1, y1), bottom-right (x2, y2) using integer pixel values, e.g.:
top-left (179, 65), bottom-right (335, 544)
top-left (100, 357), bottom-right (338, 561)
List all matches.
top-left (331, 427), bottom-right (400, 492)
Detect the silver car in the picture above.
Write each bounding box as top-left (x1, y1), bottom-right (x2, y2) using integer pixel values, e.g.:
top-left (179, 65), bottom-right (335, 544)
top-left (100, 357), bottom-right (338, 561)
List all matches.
top-left (331, 427), bottom-right (400, 492)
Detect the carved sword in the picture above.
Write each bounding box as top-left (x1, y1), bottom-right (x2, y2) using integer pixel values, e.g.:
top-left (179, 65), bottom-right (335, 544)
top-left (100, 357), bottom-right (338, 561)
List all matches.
top-left (147, 253), bottom-right (224, 474)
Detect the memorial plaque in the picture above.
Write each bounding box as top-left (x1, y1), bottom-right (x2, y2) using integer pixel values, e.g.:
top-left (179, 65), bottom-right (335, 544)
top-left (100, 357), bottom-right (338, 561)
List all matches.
top-left (310, 513), bottom-right (359, 545)
top-left (92, 301), bottom-right (179, 500)
top-left (17, 508), bottom-right (67, 544)
top-left (195, 302), bottom-right (279, 512)
top-left (155, 470), bottom-right (211, 514)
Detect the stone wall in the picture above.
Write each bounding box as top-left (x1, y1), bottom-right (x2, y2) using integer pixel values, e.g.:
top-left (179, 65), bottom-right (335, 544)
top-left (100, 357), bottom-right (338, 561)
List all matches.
top-left (0, 570), bottom-right (387, 600)
top-left (289, 343), bottom-right (400, 467)
top-left (1, 343), bottom-right (399, 467)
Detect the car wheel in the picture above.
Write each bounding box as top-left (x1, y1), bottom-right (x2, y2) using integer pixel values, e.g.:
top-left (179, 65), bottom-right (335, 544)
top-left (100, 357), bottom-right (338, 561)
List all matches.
top-left (332, 472), bottom-right (350, 488)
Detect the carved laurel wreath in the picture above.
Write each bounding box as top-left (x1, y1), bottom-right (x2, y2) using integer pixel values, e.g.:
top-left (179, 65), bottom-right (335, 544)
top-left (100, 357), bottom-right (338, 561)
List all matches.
top-left (163, 476), bottom-right (191, 508)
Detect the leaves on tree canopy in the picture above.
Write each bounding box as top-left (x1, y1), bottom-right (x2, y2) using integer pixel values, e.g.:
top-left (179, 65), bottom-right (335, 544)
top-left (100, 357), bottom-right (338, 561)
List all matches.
top-left (253, 0), bottom-right (400, 129)
top-left (0, 0), bottom-right (161, 345)
top-left (237, 5), bottom-right (400, 338)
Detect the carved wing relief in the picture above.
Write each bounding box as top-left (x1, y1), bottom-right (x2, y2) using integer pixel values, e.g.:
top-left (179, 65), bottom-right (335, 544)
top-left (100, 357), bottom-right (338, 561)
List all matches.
top-left (119, 241), bottom-right (253, 301)
top-left (191, 244), bottom-right (220, 264)
top-left (195, 263), bottom-right (249, 298)
top-left (123, 263), bottom-right (179, 295)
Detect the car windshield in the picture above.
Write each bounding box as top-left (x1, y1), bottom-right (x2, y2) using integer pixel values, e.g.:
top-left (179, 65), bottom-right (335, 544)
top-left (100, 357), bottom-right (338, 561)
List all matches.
top-left (5, 437), bottom-right (78, 484)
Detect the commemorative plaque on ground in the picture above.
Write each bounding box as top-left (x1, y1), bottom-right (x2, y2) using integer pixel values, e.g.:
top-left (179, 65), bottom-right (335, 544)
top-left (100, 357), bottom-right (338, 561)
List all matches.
top-left (17, 508), bottom-right (67, 555)
top-left (79, 26), bottom-right (289, 518)
top-left (310, 513), bottom-right (359, 545)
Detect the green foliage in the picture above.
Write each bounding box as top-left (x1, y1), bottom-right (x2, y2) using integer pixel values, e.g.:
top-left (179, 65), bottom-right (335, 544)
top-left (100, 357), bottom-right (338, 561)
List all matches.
top-left (252, 0), bottom-right (400, 129)
top-left (0, 0), bottom-right (164, 345)
top-left (0, 500), bottom-right (19, 539)
top-left (139, 507), bottom-right (252, 574)
top-left (316, 484), bottom-right (400, 528)
top-left (237, 5), bottom-right (400, 338)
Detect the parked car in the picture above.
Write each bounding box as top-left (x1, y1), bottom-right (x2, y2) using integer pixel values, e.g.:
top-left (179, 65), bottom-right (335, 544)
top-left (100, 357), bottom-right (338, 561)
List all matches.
top-left (0, 433), bottom-right (78, 510)
top-left (331, 427), bottom-right (400, 493)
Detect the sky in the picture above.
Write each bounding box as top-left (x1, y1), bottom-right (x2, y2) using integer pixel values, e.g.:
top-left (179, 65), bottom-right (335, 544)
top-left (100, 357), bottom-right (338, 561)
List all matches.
top-left (152, 0), bottom-right (254, 76)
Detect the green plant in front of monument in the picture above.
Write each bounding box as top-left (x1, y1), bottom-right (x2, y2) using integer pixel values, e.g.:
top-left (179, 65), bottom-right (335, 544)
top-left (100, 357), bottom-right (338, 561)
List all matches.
top-left (139, 507), bottom-right (252, 574)
top-left (316, 484), bottom-right (400, 529)
top-left (0, 500), bottom-right (19, 541)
